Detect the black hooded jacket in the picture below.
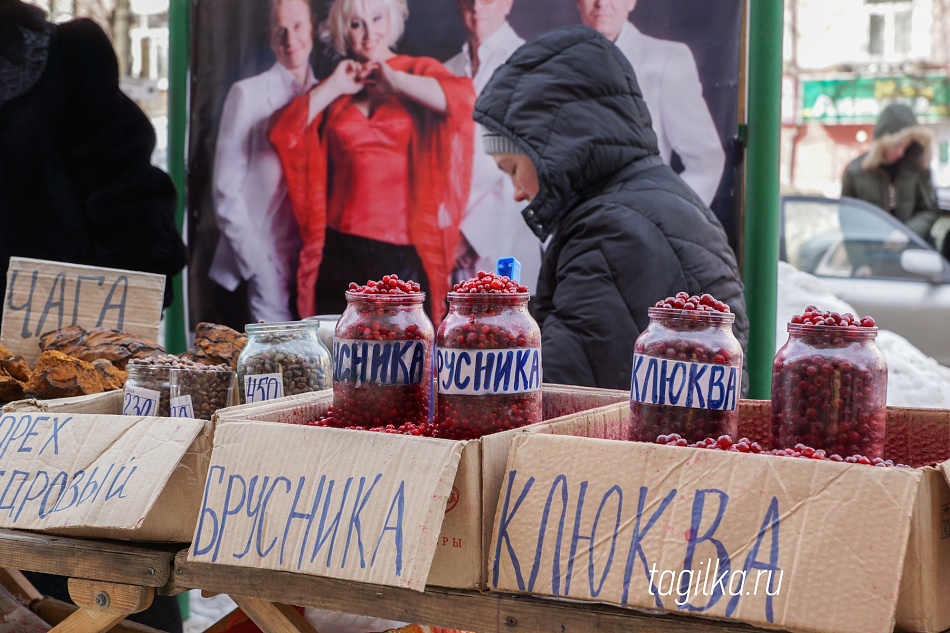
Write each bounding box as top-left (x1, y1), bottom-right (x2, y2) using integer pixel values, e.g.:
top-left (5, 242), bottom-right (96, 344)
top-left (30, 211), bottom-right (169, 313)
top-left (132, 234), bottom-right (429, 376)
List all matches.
top-left (474, 25), bottom-right (748, 390)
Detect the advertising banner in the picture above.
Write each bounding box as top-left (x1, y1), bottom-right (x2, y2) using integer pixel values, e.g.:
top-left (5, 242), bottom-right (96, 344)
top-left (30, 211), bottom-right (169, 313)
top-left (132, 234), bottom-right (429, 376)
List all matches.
top-left (186, 0), bottom-right (743, 331)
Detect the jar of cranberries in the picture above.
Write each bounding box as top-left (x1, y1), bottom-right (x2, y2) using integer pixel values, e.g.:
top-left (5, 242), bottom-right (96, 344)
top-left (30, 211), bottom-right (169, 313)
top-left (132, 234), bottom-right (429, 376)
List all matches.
top-left (628, 293), bottom-right (742, 444)
top-left (236, 321), bottom-right (332, 404)
top-left (771, 308), bottom-right (887, 459)
top-left (436, 272), bottom-right (542, 440)
top-left (332, 276), bottom-right (434, 428)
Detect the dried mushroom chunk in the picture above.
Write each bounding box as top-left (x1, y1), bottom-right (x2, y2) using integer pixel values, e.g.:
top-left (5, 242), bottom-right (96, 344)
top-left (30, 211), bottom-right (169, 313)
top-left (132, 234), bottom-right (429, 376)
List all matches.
top-left (25, 350), bottom-right (105, 399)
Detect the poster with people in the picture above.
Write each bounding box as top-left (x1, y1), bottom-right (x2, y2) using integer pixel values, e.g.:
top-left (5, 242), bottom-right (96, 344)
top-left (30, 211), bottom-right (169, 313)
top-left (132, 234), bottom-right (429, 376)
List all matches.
top-left (186, 0), bottom-right (743, 331)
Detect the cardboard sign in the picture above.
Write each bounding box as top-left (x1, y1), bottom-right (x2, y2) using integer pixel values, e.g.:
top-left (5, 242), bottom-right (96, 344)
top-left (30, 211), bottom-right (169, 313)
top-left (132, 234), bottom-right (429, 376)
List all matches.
top-left (0, 412), bottom-right (204, 531)
top-left (189, 421), bottom-right (463, 591)
top-left (2, 258), bottom-right (165, 365)
top-left (490, 433), bottom-right (921, 633)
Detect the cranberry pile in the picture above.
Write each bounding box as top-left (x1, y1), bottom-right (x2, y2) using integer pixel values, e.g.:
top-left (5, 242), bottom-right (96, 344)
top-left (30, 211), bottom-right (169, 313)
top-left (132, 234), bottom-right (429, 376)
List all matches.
top-left (452, 270), bottom-right (529, 294)
top-left (334, 274), bottom-right (432, 429)
top-left (654, 292), bottom-right (731, 313)
top-left (629, 292), bottom-right (740, 444)
top-left (347, 274), bottom-right (422, 295)
top-left (436, 272), bottom-right (541, 441)
top-left (771, 306), bottom-right (886, 459)
top-left (790, 306), bottom-right (875, 328)
top-left (654, 433), bottom-right (909, 467)
top-left (309, 406), bottom-right (439, 437)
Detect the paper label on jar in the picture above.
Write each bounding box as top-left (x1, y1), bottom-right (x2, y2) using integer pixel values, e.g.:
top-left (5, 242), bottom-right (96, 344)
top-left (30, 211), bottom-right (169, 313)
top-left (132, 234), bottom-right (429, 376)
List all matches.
top-left (122, 384), bottom-right (160, 416)
top-left (170, 395), bottom-right (195, 418)
top-left (630, 353), bottom-right (740, 411)
top-left (435, 347), bottom-right (542, 396)
top-left (244, 373), bottom-right (285, 403)
top-left (333, 339), bottom-right (427, 386)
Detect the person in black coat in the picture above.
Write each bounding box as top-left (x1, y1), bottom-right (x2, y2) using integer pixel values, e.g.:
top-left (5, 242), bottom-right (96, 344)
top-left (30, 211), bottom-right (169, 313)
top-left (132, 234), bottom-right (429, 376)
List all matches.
top-left (1, 2), bottom-right (185, 630)
top-left (475, 25), bottom-right (749, 391)
top-left (0, 0), bottom-right (186, 308)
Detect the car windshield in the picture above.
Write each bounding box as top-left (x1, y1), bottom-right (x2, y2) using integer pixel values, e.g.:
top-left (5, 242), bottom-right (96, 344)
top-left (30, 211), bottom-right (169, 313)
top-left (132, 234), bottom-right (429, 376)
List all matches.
top-left (784, 198), bottom-right (927, 280)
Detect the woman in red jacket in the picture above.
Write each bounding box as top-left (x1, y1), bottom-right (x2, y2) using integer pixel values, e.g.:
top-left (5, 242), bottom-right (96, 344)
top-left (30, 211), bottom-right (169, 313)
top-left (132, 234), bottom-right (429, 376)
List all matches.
top-left (270, 0), bottom-right (474, 321)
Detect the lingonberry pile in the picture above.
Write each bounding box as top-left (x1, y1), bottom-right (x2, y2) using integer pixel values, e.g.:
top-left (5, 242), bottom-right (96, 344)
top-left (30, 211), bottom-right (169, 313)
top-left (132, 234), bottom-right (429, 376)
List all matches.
top-left (347, 275), bottom-right (422, 295)
top-left (771, 306), bottom-right (887, 459)
top-left (790, 306), bottom-right (875, 328)
top-left (654, 433), bottom-right (909, 467)
top-left (452, 270), bottom-right (529, 294)
top-left (654, 292), bottom-right (731, 313)
top-left (333, 275), bottom-right (433, 429)
top-left (309, 406), bottom-right (439, 437)
top-left (629, 293), bottom-right (741, 444)
top-left (436, 274), bottom-right (541, 440)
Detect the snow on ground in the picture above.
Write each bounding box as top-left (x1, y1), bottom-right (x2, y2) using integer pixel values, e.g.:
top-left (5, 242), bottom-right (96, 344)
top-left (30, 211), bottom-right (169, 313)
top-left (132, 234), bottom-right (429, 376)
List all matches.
top-left (182, 262), bottom-right (950, 633)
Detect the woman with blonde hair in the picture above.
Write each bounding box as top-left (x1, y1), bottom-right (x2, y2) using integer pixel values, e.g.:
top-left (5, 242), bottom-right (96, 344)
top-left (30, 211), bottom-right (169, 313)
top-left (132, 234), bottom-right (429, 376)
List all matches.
top-left (270, 0), bottom-right (475, 321)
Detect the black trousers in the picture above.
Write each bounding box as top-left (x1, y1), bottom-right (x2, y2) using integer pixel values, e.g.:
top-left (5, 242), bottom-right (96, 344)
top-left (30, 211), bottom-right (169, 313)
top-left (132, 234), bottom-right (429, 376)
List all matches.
top-left (315, 228), bottom-right (433, 317)
top-left (22, 571), bottom-right (184, 633)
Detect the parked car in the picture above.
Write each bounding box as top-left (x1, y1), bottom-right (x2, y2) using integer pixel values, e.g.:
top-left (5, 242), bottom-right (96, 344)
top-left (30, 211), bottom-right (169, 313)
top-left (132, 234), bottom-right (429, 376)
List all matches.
top-left (779, 195), bottom-right (950, 367)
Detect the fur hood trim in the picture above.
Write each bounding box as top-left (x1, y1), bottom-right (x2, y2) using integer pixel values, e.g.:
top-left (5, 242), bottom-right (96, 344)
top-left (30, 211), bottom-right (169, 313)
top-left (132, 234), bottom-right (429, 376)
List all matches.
top-left (861, 124), bottom-right (934, 171)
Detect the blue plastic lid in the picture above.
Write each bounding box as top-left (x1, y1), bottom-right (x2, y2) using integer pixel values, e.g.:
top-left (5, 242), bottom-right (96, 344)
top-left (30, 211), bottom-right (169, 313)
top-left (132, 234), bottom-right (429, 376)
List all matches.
top-left (496, 257), bottom-right (522, 283)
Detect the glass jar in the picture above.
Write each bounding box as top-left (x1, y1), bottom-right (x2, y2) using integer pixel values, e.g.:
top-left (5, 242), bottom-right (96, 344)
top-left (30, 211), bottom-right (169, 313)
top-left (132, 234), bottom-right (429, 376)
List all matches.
top-left (169, 366), bottom-right (236, 420)
top-left (332, 292), bottom-right (433, 428)
top-left (236, 321), bottom-right (332, 404)
top-left (436, 293), bottom-right (542, 440)
top-left (628, 307), bottom-right (743, 443)
top-left (123, 362), bottom-right (171, 417)
top-left (771, 323), bottom-right (887, 458)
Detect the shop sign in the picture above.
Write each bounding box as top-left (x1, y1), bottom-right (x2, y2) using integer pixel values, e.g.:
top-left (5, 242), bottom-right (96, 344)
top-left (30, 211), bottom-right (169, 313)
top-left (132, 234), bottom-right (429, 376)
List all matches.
top-left (800, 74), bottom-right (950, 124)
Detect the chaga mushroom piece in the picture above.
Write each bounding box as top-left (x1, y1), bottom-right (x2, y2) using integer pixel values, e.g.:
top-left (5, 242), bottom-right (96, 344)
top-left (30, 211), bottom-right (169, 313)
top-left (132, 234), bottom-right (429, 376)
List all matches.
top-left (93, 359), bottom-right (128, 391)
top-left (38, 326), bottom-right (164, 369)
top-left (180, 322), bottom-right (247, 370)
top-left (24, 350), bottom-right (105, 399)
top-left (0, 374), bottom-right (25, 402)
top-left (0, 342), bottom-right (14, 358)
top-left (0, 355), bottom-right (31, 382)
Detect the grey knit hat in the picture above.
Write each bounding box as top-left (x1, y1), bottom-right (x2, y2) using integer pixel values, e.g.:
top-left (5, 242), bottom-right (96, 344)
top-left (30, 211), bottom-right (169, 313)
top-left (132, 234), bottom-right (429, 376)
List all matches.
top-left (482, 127), bottom-right (524, 155)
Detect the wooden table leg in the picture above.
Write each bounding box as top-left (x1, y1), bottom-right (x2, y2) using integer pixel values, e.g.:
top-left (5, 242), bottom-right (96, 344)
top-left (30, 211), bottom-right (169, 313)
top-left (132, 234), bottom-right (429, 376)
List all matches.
top-left (45, 579), bottom-right (155, 633)
top-left (231, 597), bottom-right (320, 633)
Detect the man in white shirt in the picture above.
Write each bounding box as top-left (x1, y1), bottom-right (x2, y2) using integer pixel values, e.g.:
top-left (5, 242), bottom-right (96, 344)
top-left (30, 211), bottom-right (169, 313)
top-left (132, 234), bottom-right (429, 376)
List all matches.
top-left (446, 0), bottom-right (543, 291)
top-left (577, 0), bottom-right (725, 206)
top-left (209, 0), bottom-right (316, 322)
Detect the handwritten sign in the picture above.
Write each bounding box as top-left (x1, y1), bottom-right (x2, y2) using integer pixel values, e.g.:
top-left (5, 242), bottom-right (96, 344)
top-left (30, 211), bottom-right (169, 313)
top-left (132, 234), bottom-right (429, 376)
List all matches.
top-left (243, 373), bottom-right (284, 404)
top-left (631, 354), bottom-right (740, 410)
top-left (189, 421), bottom-right (462, 590)
top-left (123, 385), bottom-right (160, 417)
top-left (1, 258), bottom-right (165, 366)
top-left (170, 395), bottom-right (195, 419)
top-left (435, 348), bottom-right (541, 395)
top-left (0, 412), bottom-right (204, 531)
top-left (490, 434), bottom-right (919, 633)
top-left (333, 339), bottom-right (426, 386)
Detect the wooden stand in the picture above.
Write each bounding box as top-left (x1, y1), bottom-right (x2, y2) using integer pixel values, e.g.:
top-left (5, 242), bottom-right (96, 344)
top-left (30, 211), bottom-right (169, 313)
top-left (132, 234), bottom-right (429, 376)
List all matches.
top-left (0, 528), bottom-right (761, 633)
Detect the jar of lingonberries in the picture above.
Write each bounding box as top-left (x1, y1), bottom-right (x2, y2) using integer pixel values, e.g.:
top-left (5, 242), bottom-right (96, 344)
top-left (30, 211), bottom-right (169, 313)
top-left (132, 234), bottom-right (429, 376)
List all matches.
top-left (236, 321), bottom-right (332, 404)
top-left (436, 272), bottom-right (542, 440)
top-left (332, 276), bottom-right (434, 428)
top-left (628, 293), bottom-right (743, 444)
top-left (771, 308), bottom-right (887, 459)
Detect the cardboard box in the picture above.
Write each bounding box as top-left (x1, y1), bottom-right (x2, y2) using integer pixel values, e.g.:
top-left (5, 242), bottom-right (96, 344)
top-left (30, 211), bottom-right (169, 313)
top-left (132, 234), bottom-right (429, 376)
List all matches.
top-left (2, 390), bottom-right (124, 415)
top-left (0, 408), bottom-right (211, 542)
top-left (205, 384), bottom-right (630, 589)
top-left (489, 403), bottom-right (950, 633)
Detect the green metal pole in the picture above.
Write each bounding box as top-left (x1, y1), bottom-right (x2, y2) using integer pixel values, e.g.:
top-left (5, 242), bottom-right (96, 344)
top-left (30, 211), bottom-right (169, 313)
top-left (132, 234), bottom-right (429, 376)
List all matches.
top-left (743, 0), bottom-right (784, 400)
top-left (165, 0), bottom-right (189, 354)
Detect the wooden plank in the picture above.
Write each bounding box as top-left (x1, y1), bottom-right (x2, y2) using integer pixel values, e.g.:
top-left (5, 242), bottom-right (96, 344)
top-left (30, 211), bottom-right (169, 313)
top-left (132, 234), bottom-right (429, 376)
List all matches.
top-left (0, 529), bottom-right (175, 587)
top-left (0, 567), bottom-right (43, 602)
top-left (48, 608), bottom-right (127, 633)
top-left (200, 607), bottom-right (243, 633)
top-left (68, 580), bottom-right (154, 615)
top-left (33, 596), bottom-right (172, 633)
top-left (175, 554), bottom-right (764, 633)
top-left (231, 598), bottom-right (319, 633)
